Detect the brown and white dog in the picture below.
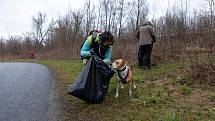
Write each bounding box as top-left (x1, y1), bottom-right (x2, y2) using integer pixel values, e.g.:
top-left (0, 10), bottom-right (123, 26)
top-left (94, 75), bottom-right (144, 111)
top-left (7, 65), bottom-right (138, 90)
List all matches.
top-left (112, 59), bottom-right (136, 98)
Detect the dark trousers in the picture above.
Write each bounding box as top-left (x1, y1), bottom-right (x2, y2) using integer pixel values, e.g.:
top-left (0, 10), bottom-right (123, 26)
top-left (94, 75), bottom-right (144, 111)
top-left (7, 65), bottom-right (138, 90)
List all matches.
top-left (138, 44), bottom-right (153, 68)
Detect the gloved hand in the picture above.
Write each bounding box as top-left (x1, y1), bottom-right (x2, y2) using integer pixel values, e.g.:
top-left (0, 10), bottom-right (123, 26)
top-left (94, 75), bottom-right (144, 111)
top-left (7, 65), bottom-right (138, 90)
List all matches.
top-left (89, 48), bottom-right (96, 55)
top-left (103, 59), bottom-right (108, 63)
top-left (82, 59), bottom-right (88, 65)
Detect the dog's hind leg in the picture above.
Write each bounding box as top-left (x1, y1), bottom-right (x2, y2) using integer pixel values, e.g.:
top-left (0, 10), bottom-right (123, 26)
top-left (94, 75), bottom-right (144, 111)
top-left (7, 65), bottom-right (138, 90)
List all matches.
top-left (115, 80), bottom-right (120, 98)
top-left (120, 83), bottom-right (124, 89)
top-left (128, 82), bottom-right (132, 97)
top-left (133, 84), bottom-right (137, 89)
top-left (132, 78), bottom-right (137, 89)
top-left (133, 83), bottom-right (137, 89)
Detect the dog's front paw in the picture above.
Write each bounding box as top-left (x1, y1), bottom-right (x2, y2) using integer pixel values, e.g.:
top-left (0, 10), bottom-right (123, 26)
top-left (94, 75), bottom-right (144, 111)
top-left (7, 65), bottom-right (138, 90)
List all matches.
top-left (120, 85), bottom-right (124, 89)
top-left (133, 84), bottom-right (137, 89)
top-left (115, 94), bottom-right (119, 98)
top-left (129, 93), bottom-right (132, 97)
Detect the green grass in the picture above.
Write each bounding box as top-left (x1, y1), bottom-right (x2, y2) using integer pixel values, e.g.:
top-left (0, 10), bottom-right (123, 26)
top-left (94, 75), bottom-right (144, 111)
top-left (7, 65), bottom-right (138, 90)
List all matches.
top-left (22, 59), bottom-right (215, 121)
top-left (162, 110), bottom-right (181, 121)
top-left (179, 84), bottom-right (191, 95)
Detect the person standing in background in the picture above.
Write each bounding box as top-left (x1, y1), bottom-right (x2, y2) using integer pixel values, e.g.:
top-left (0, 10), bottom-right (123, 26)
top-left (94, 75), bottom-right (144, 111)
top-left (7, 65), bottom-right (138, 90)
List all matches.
top-left (136, 21), bottom-right (156, 69)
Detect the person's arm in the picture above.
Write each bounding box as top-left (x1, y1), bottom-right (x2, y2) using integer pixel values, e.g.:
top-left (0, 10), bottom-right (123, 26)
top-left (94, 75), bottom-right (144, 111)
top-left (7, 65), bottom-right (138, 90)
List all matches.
top-left (80, 36), bottom-right (92, 57)
top-left (149, 26), bottom-right (156, 42)
top-left (136, 29), bottom-right (140, 39)
top-left (103, 46), bottom-right (112, 63)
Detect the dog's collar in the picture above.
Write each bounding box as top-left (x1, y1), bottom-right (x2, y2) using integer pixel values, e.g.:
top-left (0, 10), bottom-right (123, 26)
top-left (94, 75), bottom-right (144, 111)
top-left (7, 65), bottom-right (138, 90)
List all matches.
top-left (117, 65), bottom-right (127, 72)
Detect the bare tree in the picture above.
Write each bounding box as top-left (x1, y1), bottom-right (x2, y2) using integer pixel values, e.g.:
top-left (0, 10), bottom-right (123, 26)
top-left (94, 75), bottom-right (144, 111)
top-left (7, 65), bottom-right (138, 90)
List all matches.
top-left (23, 32), bottom-right (33, 57)
top-left (0, 38), bottom-right (6, 58)
top-left (135, 0), bottom-right (148, 31)
top-left (84, 0), bottom-right (96, 34)
top-left (32, 12), bottom-right (53, 51)
top-left (206, 0), bottom-right (215, 52)
top-left (96, 2), bottom-right (102, 30)
top-left (118, 0), bottom-right (124, 38)
top-left (107, 0), bottom-right (117, 31)
top-left (7, 36), bottom-right (22, 59)
top-left (72, 10), bottom-right (85, 35)
top-left (136, 0), bottom-right (140, 31)
top-left (102, 0), bottom-right (109, 31)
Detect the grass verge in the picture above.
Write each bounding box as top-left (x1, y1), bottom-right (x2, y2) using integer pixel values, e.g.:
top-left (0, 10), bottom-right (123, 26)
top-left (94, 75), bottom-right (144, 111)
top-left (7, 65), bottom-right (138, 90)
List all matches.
top-left (20, 59), bottom-right (215, 121)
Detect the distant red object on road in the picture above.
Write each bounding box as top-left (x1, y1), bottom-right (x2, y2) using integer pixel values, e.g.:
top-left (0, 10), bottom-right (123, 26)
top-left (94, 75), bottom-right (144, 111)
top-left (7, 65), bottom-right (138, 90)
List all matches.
top-left (29, 48), bottom-right (35, 58)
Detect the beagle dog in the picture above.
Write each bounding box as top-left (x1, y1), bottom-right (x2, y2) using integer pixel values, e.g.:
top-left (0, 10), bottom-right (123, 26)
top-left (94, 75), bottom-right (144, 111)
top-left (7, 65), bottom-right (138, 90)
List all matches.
top-left (112, 59), bottom-right (136, 98)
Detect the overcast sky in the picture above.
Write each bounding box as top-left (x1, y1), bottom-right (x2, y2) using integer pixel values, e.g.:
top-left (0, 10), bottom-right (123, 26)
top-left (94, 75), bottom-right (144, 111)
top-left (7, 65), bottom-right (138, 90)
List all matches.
top-left (0, 0), bottom-right (204, 39)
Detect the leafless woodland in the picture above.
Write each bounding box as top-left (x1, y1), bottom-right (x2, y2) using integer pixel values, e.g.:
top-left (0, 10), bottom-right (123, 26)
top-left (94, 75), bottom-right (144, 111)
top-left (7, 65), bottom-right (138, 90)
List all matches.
top-left (0, 0), bottom-right (214, 83)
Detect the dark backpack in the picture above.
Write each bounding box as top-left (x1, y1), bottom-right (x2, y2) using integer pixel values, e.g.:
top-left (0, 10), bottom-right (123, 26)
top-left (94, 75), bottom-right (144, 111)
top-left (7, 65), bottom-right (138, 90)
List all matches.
top-left (80, 30), bottom-right (98, 49)
top-left (80, 30), bottom-right (98, 59)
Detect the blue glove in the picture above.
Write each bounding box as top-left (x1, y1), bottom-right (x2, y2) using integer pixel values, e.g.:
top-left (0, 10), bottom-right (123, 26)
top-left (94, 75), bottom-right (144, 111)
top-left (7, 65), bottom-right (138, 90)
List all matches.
top-left (89, 48), bottom-right (96, 55)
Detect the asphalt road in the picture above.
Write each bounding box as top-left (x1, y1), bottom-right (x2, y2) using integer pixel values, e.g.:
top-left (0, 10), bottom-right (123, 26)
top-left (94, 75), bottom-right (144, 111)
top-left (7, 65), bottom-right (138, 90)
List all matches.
top-left (0, 62), bottom-right (60, 121)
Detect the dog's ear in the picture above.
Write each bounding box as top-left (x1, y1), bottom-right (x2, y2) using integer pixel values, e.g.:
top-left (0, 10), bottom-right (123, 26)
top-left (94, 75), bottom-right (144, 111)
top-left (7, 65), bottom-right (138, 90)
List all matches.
top-left (122, 60), bottom-right (126, 65)
top-left (123, 60), bottom-right (128, 65)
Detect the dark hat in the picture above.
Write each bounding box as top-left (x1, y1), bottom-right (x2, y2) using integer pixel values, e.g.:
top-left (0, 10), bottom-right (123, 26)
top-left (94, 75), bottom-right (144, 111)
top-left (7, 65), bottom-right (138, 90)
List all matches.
top-left (100, 31), bottom-right (114, 44)
top-left (142, 21), bottom-right (153, 26)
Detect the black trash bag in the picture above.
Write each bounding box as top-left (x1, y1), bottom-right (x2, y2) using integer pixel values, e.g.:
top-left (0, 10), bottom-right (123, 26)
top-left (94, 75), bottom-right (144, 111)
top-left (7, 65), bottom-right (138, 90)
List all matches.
top-left (68, 55), bottom-right (114, 104)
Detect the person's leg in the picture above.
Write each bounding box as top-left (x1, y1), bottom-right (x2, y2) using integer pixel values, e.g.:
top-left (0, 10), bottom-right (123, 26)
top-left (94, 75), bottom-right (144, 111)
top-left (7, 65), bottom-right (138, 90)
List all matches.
top-left (146, 44), bottom-right (153, 68)
top-left (138, 45), bottom-right (144, 67)
top-left (142, 45), bottom-right (148, 66)
top-left (149, 44), bottom-right (153, 68)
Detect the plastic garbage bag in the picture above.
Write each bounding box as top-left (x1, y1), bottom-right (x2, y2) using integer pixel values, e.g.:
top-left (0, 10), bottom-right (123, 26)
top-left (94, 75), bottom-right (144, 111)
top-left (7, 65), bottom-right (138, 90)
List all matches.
top-left (68, 54), bottom-right (114, 103)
